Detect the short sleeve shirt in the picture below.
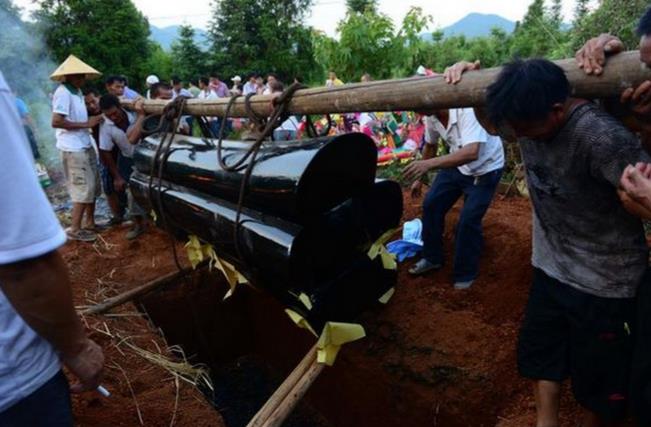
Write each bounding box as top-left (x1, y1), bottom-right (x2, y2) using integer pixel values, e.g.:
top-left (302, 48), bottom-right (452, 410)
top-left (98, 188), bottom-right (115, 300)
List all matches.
top-left (52, 84), bottom-right (92, 152)
top-left (425, 108), bottom-right (505, 176)
top-left (99, 110), bottom-right (137, 158)
top-left (0, 71), bottom-right (65, 412)
top-left (520, 102), bottom-right (649, 298)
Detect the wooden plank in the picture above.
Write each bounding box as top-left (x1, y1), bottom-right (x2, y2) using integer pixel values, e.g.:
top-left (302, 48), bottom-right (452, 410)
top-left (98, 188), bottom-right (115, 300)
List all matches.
top-left (123, 51), bottom-right (650, 118)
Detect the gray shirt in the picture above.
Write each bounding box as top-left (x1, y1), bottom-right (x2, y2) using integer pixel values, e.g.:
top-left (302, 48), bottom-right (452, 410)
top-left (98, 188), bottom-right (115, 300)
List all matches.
top-left (520, 102), bottom-right (649, 298)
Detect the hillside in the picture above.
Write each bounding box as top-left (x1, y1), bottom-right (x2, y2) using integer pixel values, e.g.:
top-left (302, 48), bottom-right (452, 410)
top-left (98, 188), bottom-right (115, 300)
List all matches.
top-left (421, 12), bottom-right (516, 41)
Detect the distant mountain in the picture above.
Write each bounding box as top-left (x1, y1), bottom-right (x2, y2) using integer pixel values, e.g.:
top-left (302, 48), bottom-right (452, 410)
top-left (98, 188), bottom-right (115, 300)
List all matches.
top-left (421, 13), bottom-right (516, 41)
top-left (149, 25), bottom-right (210, 51)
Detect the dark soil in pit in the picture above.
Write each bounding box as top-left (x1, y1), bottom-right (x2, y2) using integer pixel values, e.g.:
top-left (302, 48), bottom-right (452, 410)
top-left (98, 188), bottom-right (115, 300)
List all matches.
top-left (135, 192), bottom-right (623, 427)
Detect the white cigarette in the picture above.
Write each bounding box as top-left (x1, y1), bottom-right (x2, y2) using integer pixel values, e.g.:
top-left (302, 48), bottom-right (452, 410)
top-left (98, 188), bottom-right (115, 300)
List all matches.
top-left (97, 385), bottom-right (110, 397)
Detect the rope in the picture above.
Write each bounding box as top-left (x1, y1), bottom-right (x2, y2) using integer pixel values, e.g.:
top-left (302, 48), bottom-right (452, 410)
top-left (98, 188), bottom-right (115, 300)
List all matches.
top-left (215, 82), bottom-right (305, 261)
top-left (147, 96), bottom-right (191, 272)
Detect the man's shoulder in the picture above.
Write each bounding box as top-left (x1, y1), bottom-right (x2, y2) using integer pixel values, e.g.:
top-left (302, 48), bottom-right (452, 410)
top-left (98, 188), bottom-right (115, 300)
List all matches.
top-left (571, 102), bottom-right (636, 144)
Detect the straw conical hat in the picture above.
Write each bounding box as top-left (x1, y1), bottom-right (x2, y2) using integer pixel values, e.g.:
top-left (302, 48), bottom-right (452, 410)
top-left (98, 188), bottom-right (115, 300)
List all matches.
top-left (50, 54), bottom-right (102, 82)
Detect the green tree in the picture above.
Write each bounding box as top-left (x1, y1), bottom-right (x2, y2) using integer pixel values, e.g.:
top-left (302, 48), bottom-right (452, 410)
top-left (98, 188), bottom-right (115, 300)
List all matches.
top-left (314, 6), bottom-right (396, 81)
top-left (144, 41), bottom-right (173, 82)
top-left (573, 0), bottom-right (590, 24)
top-left (346, 0), bottom-right (377, 14)
top-left (208, 0), bottom-right (319, 83)
top-left (570, 0), bottom-right (648, 51)
top-left (510, 0), bottom-right (568, 59)
top-left (392, 7), bottom-right (433, 76)
top-left (33, 0), bottom-right (152, 91)
top-left (170, 25), bottom-right (207, 82)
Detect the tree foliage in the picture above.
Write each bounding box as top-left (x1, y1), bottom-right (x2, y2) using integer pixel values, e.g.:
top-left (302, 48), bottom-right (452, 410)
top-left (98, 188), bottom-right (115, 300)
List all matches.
top-left (208, 0), bottom-right (319, 83)
top-left (33, 0), bottom-right (152, 91)
top-left (346, 0), bottom-right (377, 14)
top-left (570, 0), bottom-right (648, 51)
top-left (315, 6), bottom-right (431, 82)
top-left (170, 25), bottom-right (207, 82)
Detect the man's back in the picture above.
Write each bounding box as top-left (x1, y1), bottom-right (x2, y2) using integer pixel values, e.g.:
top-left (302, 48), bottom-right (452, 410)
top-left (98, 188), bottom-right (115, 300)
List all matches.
top-left (520, 102), bottom-right (649, 298)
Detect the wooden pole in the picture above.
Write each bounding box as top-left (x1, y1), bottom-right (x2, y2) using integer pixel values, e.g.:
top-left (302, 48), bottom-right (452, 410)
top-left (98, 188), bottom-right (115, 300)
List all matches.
top-left (124, 51), bottom-right (650, 118)
top-left (81, 263), bottom-right (206, 315)
top-left (245, 343), bottom-right (326, 427)
top-left (261, 360), bottom-right (325, 427)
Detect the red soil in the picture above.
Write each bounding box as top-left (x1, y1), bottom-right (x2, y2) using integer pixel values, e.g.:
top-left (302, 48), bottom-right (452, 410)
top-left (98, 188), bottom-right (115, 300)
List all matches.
top-left (61, 191), bottom-right (636, 426)
top-left (60, 224), bottom-right (224, 427)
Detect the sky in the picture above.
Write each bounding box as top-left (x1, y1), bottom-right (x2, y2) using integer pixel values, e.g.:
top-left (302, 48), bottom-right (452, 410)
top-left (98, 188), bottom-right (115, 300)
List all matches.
top-left (15, 0), bottom-right (585, 36)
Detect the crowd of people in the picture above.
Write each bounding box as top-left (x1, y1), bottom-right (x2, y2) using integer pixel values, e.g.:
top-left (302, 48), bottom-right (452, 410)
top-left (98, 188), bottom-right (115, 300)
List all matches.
top-left (4, 5), bottom-right (651, 427)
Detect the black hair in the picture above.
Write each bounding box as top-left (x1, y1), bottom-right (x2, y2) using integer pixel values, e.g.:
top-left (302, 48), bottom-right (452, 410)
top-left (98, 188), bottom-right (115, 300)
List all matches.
top-left (150, 82), bottom-right (172, 99)
top-left (199, 77), bottom-right (209, 86)
top-left (638, 7), bottom-right (651, 36)
top-left (267, 72), bottom-right (279, 80)
top-left (209, 73), bottom-right (220, 80)
top-left (171, 75), bottom-right (182, 85)
top-left (105, 75), bottom-right (123, 86)
top-left (83, 87), bottom-right (100, 96)
top-left (99, 94), bottom-right (121, 111)
top-left (486, 58), bottom-right (570, 126)
top-left (119, 75), bottom-right (129, 85)
top-left (269, 80), bottom-right (285, 93)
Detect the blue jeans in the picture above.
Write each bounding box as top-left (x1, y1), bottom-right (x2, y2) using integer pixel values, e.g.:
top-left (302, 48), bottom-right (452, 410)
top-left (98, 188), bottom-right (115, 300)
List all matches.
top-left (422, 167), bottom-right (502, 282)
top-left (0, 370), bottom-right (72, 427)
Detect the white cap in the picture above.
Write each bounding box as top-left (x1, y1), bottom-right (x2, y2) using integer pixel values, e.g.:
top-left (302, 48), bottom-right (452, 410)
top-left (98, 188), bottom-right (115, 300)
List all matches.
top-left (146, 75), bottom-right (160, 85)
top-left (231, 75), bottom-right (242, 82)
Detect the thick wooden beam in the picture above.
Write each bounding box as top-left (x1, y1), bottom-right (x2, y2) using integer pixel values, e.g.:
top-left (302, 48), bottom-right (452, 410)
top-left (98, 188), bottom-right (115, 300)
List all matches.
top-left (123, 51), bottom-right (651, 117)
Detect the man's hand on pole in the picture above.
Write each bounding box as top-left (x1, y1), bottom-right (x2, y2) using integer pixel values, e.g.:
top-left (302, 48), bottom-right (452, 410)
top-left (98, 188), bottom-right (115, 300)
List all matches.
top-left (575, 34), bottom-right (625, 75)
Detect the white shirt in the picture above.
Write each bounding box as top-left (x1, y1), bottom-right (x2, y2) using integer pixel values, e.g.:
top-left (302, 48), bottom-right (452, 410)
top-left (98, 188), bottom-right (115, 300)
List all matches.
top-left (243, 81), bottom-right (258, 96)
top-left (424, 108), bottom-right (504, 176)
top-left (51, 84), bottom-right (92, 152)
top-left (0, 72), bottom-right (66, 412)
top-left (172, 88), bottom-right (193, 99)
top-left (99, 110), bottom-right (137, 158)
top-left (279, 116), bottom-right (300, 131)
top-left (198, 89), bottom-right (217, 100)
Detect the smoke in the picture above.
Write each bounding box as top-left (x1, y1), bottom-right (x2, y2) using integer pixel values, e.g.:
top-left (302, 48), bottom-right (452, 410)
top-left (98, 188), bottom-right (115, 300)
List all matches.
top-left (0, 5), bottom-right (60, 170)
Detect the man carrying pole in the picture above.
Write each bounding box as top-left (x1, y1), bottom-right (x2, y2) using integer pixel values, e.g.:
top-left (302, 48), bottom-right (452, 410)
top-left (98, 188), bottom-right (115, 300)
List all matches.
top-left (574, 8), bottom-right (651, 425)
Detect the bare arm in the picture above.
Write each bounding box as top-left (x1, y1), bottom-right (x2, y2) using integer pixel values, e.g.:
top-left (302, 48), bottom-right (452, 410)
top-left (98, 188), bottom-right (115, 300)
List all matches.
top-left (100, 150), bottom-right (127, 192)
top-left (403, 142), bottom-right (480, 182)
top-left (428, 142), bottom-right (480, 169)
top-left (52, 113), bottom-right (102, 130)
top-left (0, 251), bottom-right (104, 392)
top-left (125, 100), bottom-right (146, 144)
top-left (126, 114), bottom-right (146, 144)
top-left (0, 251), bottom-right (85, 356)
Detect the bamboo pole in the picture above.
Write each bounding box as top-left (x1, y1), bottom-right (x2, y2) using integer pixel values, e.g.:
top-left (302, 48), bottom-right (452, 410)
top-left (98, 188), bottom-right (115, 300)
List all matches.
top-left (123, 51), bottom-right (650, 118)
top-left (261, 360), bottom-right (325, 427)
top-left (246, 344), bottom-right (321, 427)
top-left (81, 263), bottom-right (207, 315)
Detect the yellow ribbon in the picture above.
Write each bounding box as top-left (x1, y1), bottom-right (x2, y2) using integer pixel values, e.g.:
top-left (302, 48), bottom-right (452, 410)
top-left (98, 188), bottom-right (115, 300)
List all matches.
top-left (185, 235), bottom-right (248, 299)
top-left (298, 293), bottom-right (313, 311)
top-left (378, 287), bottom-right (395, 304)
top-left (367, 228), bottom-right (400, 271)
top-left (316, 322), bottom-right (366, 366)
top-left (285, 309), bottom-right (318, 337)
